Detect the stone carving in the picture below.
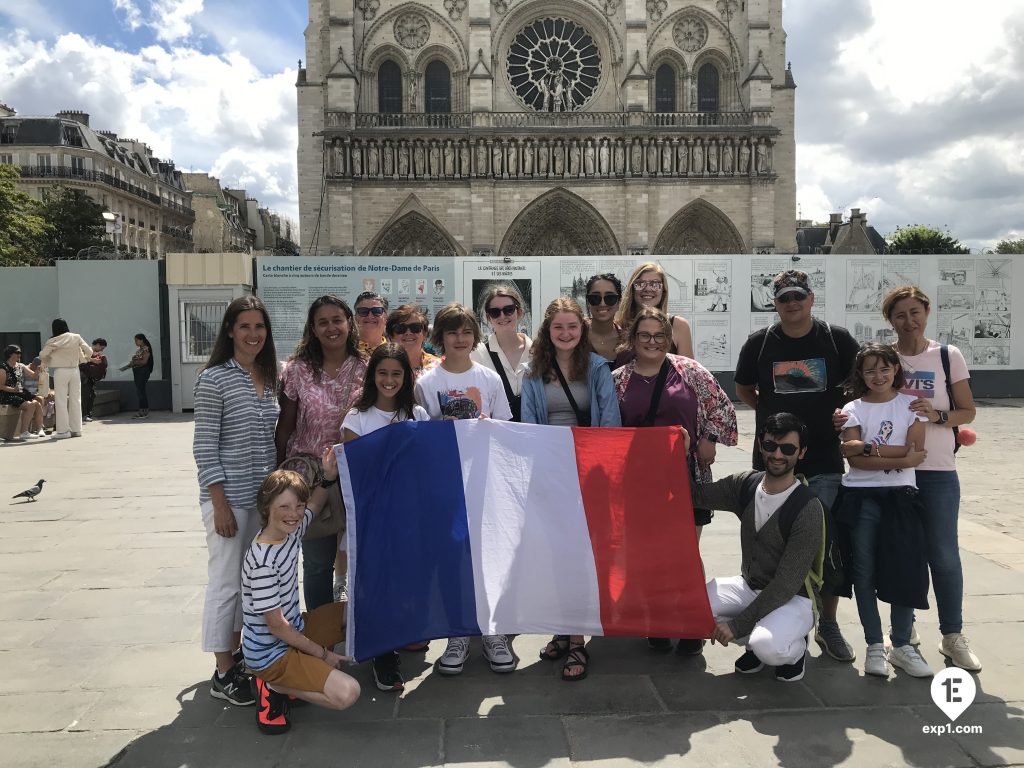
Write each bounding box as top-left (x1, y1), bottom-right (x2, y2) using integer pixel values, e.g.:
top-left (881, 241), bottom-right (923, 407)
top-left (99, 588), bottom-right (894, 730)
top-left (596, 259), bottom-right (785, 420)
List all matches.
top-left (707, 139), bottom-right (718, 174)
top-left (492, 0), bottom-right (511, 14)
top-left (646, 140), bottom-right (658, 176)
top-left (612, 140), bottom-right (624, 175)
top-left (756, 140), bottom-right (770, 174)
top-left (443, 0), bottom-right (467, 21)
top-left (356, 0), bottom-right (380, 21)
top-left (443, 141), bottom-right (455, 177)
top-left (630, 139), bottom-right (642, 175)
top-left (673, 16), bottom-right (708, 53)
top-left (429, 141), bottom-right (441, 176)
top-left (738, 141), bottom-right (750, 174)
top-left (677, 140), bottom-right (688, 174)
top-left (458, 141), bottom-right (470, 177)
top-left (538, 140), bottom-right (550, 175)
top-left (414, 141), bottom-right (426, 176)
top-left (332, 139), bottom-right (346, 175)
top-left (398, 143), bottom-right (410, 176)
top-left (646, 0), bottom-right (667, 22)
top-left (716, 0), bottom-right (738, 21)
top-left (383, 142), bottom-right (394, 176)
top-left (351, 144), bottom-right (362, 177)
top-left (662, 141), bottom-right (673, 174)
top-left (368, 212), bottom-right (459, 257)
top-left (721, 140), bottom-right (733, 174)
top-left (569, 140), bottom-right (581, 176)
top-left (600, 0), bottom-right (620, 16)
top-left (492, 143), bottom-right (503, 176)
top-left (691, 139), bottom-right (704, 174)
top-left (394, 12), bottom-right (430, 50)
top-left (553, 141), bottom-right (565, 176)
top-left (522, 140), bottom-right (534, 175)
top-left (599, 139), bottom-right (610, 175)
top-left (367, 142), bottom-right (379, 176)
top-left (507, 17), bottom-right (602, 112)
top-left (584, 140), bottom-right (595, 176)
top-left (475, 141), bottom-right (487, 176)
top-left (500, 190), bottom-right (619, 256)
top-left (506, 141), bottom-right (518, 176)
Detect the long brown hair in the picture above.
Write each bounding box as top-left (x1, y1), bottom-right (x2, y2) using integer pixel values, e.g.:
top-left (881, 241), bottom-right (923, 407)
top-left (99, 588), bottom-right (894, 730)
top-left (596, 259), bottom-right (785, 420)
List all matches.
top-left (529, 297), bottom-right (591, 382)
top-left (292, 295), bottom-right (361, 380)
top-left (616, 261), bottom-right (669, 328)
top-left (844, 342), bottom-right (906, 398)
top-left (204, 295), bottom-right (278, 390)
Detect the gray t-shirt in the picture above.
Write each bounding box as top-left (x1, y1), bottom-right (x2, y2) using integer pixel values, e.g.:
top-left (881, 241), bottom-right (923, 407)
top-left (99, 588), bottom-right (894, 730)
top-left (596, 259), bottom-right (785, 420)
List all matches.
top-left (544, 378), bottom-right (590, 427)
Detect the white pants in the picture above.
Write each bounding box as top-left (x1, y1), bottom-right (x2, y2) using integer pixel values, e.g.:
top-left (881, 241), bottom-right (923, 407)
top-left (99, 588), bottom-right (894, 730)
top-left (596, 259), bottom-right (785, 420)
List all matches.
top-left (201, 500), bottom-right (261, 653)
top-left (52, 367), bottom-right (82, 434)
top-left (707, 576), bottom-right (813, 666)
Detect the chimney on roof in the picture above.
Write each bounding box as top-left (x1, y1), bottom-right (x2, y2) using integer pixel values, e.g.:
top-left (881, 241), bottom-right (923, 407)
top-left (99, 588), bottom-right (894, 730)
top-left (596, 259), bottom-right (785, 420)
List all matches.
top-left (57, 110), bottom-right (90, 127)
top-left (829, 212), bottom-right (843, 225)
top-left (850, 208), bottom-right (865, 223)
top-left (97, 130), bottom-right (118, 140)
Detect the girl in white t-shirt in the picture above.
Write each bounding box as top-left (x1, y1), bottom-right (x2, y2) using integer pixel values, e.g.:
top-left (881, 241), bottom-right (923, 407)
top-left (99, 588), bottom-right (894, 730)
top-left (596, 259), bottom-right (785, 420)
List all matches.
top-left (341, 342), bottom-right (428, 694)
top-left (838, 343), bottom-right (930, 680)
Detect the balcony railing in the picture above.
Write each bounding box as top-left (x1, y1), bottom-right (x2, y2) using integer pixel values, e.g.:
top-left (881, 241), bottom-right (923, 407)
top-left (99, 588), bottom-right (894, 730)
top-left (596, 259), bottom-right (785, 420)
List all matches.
top-left (326, 110), bottom-right (772, 131)
top-left (17, 165), bottom-right (196, 217)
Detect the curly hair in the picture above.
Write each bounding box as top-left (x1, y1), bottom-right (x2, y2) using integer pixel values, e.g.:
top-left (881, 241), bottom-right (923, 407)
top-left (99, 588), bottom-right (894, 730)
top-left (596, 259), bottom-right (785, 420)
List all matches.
top-left (291, 295), bottom-right (361, 380)
top-left (529, 297), bottom-right (591, 383)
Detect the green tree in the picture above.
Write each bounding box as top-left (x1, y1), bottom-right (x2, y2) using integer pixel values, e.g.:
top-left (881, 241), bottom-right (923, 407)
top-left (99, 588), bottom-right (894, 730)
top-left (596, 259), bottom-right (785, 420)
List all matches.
top-left (0, 165), bottom-right (48, 266)
top-left (38, 185), bottom-right (108, 262)
top-left (995, 238), bottom-right (1024, 254)
top-left (886, 224), bottom-right (969, 254)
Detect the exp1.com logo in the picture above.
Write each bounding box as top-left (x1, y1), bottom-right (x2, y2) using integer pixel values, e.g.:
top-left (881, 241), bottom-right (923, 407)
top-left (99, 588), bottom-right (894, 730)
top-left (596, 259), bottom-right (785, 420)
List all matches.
top-left (923, 668), bottom-right (983, 735)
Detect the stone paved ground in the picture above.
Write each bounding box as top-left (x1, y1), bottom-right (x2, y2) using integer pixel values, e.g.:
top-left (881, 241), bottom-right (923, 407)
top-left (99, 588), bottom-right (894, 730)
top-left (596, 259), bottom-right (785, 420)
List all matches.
top-left (1, 404), bottom-right (1022, 768)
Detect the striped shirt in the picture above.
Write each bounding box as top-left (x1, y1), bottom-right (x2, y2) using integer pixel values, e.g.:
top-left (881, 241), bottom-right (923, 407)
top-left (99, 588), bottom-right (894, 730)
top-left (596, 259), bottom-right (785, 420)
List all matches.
top-left (241, 509), bottom-right (311, 671)
top-left (193, 358), bottom-right (279, 507)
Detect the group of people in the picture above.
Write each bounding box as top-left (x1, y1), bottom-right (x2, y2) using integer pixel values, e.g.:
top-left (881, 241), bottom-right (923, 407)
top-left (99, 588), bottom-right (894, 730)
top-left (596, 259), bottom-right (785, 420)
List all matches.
top-left (1, 320), bottom-right (154, 443)
top-left (192, 264), bottom-right (979, 737)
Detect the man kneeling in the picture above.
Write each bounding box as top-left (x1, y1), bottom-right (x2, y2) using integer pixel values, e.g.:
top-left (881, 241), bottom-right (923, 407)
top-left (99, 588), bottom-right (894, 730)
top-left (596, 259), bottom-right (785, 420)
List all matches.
top-left (242, 449), bottom-right (360, 733)
top-left (694, 412), bottom-right (824, 682)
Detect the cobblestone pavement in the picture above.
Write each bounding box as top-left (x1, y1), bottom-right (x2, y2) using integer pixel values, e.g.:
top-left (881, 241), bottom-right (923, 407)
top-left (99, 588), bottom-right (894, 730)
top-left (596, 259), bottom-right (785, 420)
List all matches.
top-left (1, 403), bottom-right (1021, 768)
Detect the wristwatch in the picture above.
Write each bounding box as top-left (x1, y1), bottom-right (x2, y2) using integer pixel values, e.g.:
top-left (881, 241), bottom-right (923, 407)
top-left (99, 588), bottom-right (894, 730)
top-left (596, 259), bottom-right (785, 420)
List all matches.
top-left (319, 477), bottom-right (336, 488)
top-left (861, 443), bottom-right (873, 457)
top-left (935, 410), bottom-right (949, 425)
top-left (704, 433), bottom-right (719, 444)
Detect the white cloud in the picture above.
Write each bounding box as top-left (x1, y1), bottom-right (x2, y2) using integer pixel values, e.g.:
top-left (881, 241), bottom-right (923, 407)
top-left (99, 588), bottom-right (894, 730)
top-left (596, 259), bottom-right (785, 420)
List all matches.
top-left (150, 0), bottom-right (205, 43)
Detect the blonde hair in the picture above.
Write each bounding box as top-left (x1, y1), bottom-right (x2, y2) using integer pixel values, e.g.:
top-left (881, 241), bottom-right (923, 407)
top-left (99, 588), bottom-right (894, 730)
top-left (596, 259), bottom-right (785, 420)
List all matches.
top-left (616, 262), bottom-right (669, 328)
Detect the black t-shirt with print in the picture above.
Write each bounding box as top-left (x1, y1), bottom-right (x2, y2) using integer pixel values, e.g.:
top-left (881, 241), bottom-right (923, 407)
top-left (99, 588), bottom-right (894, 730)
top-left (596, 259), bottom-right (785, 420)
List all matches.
top-left (734, 320), bottom-right (859, 477)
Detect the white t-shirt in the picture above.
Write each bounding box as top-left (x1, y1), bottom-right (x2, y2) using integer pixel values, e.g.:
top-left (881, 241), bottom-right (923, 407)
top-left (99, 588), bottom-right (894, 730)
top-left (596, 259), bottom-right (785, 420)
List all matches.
top-left (414, 363), bottom-right (513, 421)
top-left (754, 478), bottom-right (801, 532)
top-left (841, 393), bottom-right (926, 488)
top-left (898, 340), bottom-right (970, 472)
top-left (342, 405), bottom-right (429, 437)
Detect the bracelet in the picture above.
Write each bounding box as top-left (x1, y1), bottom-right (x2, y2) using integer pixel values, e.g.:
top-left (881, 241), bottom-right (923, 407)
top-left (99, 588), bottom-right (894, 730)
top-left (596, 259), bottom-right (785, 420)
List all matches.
top-left (873, 443), bottom-right (881, 457)
top-left (320, 645), bottom-right (328, 660)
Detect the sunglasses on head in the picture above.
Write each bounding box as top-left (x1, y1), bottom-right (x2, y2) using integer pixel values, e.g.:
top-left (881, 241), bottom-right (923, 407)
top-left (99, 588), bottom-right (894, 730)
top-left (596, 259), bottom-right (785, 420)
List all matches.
top-left (760, 440), bottom-right (800, 456)
top-left (356, 306), bottom-right (386, 317)
top-left (775, 291), bottom-right (808, 304)
top-left (486, 305), bottom-right (518, 319)
top-left (392, 322), bottom-right (425, 335)
top-left (586, 293), bottom-right (620, 307)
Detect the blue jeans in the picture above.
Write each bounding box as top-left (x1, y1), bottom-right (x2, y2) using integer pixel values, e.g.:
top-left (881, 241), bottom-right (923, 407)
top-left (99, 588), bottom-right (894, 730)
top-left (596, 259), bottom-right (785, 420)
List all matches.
top-left (301, 533), bottom-right (338, 611)
top-left (847, 489), bottom-right (914, 646)
top-left (807, 473), bottom-right (840, 512)
top-left (915, 470), bottom-right (963, 634)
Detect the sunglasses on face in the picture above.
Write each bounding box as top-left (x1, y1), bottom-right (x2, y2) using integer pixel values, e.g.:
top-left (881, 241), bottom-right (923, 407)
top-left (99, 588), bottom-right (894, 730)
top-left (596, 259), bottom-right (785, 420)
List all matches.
top-left (760, 440), bottom-right (800, 456)
top-left (776, 292), bottom-right (808, 304)
top-left (392, 322), bottom-right (425, 335)
top-left (486, 305), bottom-right (518, 319)
top-left (633, 280), bottom-right (663, 291)
top-left (356, 306), bottom-right (386, 317)
top-left (586, 293), bottom-right (620, 307)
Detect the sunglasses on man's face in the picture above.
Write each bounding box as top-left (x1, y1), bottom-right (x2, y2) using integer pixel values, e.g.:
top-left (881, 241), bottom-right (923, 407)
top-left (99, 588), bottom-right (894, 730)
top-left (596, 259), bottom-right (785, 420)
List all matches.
top-left (486, 305), bottom-right (518, 319)
top-left (586, 293), bottom-right (620, 307)
top-left (392, 322), bottom-right (425, 335)
top-left (775, 291), bottom-right (808, 304)
top-left (760, 440), bottom-right (800, 456)
top-left (356, 306), bottom-right (386, 317)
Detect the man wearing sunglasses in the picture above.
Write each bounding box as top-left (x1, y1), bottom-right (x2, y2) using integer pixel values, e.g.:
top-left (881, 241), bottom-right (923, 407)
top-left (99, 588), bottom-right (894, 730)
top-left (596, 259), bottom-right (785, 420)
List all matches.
top-left (734, 269), bottom-right (860, 665)
top-left (693, 412), bottom-right (824, 683)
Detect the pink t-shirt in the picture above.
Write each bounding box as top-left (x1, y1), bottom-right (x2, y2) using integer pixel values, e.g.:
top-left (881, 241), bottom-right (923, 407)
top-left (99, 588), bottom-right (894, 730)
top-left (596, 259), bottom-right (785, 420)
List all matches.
top-left (282, 356), bottom-right (367, 457)
top-left (897, 340), bottom-right (969, 471)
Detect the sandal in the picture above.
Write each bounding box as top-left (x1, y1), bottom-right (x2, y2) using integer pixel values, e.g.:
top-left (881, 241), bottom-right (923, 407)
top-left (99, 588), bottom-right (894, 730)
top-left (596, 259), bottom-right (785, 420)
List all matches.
top-left (561, 645), bottom-right (590, 682)
top-left (539, 635), bottom-right (571, 661)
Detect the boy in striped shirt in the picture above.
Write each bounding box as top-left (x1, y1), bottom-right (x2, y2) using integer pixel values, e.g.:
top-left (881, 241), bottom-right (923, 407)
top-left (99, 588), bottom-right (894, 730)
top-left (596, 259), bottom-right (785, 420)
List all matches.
top-left (242, 450), bottom-right (360, 734)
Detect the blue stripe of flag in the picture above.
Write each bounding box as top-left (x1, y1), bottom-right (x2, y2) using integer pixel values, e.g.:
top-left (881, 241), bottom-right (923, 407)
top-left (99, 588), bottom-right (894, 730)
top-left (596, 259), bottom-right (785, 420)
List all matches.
top-left (344, 420), bottom-right (481, 660)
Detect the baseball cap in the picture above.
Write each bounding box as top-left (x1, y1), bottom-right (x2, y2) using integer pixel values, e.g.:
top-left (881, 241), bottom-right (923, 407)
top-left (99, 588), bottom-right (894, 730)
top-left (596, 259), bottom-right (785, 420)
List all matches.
top-left (773, 269), bottom-right (811, 299)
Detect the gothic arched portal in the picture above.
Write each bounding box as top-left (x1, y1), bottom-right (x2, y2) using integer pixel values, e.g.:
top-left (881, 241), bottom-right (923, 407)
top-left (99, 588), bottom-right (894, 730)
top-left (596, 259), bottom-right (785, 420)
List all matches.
top-left (652, 199), bottom-right (745, 254)
top-left (363, 211), bottom-right (461, 256)
top-left (499, 188), bottom-right (620, 256)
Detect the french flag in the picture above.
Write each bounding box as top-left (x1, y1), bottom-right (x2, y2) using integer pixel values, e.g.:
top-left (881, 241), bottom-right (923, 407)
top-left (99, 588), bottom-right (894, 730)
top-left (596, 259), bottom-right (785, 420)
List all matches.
top-left (337, 420), bottom-right (713, 662)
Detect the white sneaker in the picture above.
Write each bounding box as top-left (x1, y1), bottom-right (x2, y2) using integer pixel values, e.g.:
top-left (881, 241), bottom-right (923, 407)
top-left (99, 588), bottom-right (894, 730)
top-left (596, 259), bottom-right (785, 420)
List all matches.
top-left (939, 633), bottom-right (982, 672)
top-left (35, 429), bottom-right (46, 438)
top-left (19, 431), bottom-right (32, 440)
top-left (437, 637), bottom-right (470, 675)
top-left (889, 644), bottom-right (934, 677)
top-left (54, 431), bottom-right (71, 440)
top-left (864, 643), bottom-right (890, 677)
top-left (481, 634), bottom-right (517, 673)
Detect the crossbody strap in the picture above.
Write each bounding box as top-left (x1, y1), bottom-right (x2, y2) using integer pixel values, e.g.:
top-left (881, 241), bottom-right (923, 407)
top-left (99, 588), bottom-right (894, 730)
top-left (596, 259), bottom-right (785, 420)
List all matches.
top-left (639, 358), bottom-right (671, 427)
top-left (488, 348), bottom-right (516, 404)
top-left (553, 362), bottom-right (590, 427)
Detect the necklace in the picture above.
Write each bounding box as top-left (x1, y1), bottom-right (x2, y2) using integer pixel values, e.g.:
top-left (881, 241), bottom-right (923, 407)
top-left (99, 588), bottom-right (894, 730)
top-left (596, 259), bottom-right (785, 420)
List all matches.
top-left (896, 338), bottom-right (928, 357)
top-left (760, 480), bottom-right (788, 496)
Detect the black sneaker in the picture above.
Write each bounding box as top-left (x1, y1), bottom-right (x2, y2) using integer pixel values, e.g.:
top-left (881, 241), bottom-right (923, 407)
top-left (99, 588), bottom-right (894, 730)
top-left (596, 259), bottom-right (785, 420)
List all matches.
top-left (372, 651), bottom-right (404, 692)
top-left (647, 637), bottom-right (673, 652)
top-left (255, 677), bottom-right (291, 734)
top-left (734, 650), bottom-right (765, 674)
top-left (210, 668), bottom-right (255, 706)
top-left (775, 651), bottom-right (806, 682)
top-left (675, 639), bottom-right (706, 656)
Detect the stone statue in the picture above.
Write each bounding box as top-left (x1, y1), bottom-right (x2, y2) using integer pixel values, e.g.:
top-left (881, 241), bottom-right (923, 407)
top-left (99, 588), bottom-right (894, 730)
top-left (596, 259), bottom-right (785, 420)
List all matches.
top-left (677, 140), bottom-right (688, 174)
top-left (398, 142), bottom-right (410, 176)
top-left (350, 143), bottom-right (362, 176)
top-left (707, 139), bottom-right (718, 174)
top-left (458, 141), bottom-right (470, 177)
top-left (409, 76), bottom-right (418, 112)
top-left (383, 142), bottom-right (394, 176)
top-left (756, 140), bottom-right (769, 174)
top-left (739, 141), bottom-right (751, 174)
top-left (646, 140), bottom-right (658, 175)
top-left (553, 141), bottom-right (564, 175)
top-left (691, 139), bottom-right (703, 174)
top-left (721, 140), bottom-right (734, 174)
top-left (492, 142), bottom-right (503, 176)
top-left (506, 141), bottom-right (518, 176)
top-left (429, 141), bottom-right (441, 176)
top-left (662, 141), bottom-right (673, 174)
top-left (476, 140), bottom-right (487, 176)
top-left (367, 142), bottom-right (379, 176)
top-left (331, 139), bottom-right (345, 175)
top-left (613, 140), bottom-right (624, 175)
top-left (414, 141), bottom-right (426, 176)
top-left (584, 140), bottom-right (596, 176)
top-left (538, 141), bottom-right (549, 175)
top-left (538, 77), bottom-right (551, 112)
top-left (630, 139), bottom-right (642, 174)
top-left (569, 140), bottom-right (581, 176)
top-left (443, 141), bottom-right (455, 176)
top-left (522, 140), bottom-right (533, 175)
top-left (599, 138), bottom-right (610, 175)
top-left (552, 76), bottom-right (566, 113)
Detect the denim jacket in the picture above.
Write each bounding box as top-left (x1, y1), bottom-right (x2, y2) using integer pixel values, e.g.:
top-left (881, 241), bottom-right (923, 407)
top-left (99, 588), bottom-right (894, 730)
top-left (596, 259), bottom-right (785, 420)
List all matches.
top-left (520, 353), bottom-right (622, 428)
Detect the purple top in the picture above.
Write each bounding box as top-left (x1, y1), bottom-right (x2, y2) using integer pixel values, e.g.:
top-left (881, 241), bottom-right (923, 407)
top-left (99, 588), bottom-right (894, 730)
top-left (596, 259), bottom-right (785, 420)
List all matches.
top-left (618, 365), bottom-right (698, 458)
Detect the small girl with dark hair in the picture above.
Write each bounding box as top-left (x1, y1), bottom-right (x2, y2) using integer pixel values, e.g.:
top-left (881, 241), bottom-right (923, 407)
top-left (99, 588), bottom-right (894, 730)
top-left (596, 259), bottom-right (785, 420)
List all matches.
top-left (837, 342), bottom-right (931, 679)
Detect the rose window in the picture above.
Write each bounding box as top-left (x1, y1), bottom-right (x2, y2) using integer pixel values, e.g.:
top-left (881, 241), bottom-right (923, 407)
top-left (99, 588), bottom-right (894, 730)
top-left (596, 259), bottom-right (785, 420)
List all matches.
top-left (673, 16), bottom-right (708, 53)
top-left (507, 18), bottom-right (602, 112)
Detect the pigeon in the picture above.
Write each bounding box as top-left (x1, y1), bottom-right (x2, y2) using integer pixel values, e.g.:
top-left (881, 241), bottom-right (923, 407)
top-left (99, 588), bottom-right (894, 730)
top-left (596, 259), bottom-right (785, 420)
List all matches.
top-left (12, 479), bottom-right (45, 502)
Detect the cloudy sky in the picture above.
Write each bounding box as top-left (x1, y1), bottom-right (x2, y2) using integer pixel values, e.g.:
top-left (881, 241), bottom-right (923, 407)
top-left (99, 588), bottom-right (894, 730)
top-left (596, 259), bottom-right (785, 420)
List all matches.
top-left (1, 0), bottom-right (1021, 250)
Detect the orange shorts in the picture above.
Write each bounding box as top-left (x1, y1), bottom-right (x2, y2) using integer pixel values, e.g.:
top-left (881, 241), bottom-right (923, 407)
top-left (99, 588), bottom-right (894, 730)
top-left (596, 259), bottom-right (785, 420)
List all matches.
top-left (254, 602), bottom-right (346, 694)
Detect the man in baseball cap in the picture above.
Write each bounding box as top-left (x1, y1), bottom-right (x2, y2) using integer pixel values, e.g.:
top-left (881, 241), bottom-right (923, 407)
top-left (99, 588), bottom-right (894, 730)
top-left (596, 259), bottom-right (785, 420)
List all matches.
top-left (772, 269), bottom-right (812, 300)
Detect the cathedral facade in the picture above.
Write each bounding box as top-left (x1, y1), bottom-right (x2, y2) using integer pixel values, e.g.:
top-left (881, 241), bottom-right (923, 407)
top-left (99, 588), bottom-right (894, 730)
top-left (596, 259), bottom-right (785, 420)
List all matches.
top-left (297, 0), bottom-right (795, 256)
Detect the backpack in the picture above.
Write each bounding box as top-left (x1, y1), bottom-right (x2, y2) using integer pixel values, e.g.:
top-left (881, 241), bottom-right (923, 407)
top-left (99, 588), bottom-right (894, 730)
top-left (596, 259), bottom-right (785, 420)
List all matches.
top-left (938, 344), bottom-right (963, 454)
top-left (738, 471), bottom-right (847, 610)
